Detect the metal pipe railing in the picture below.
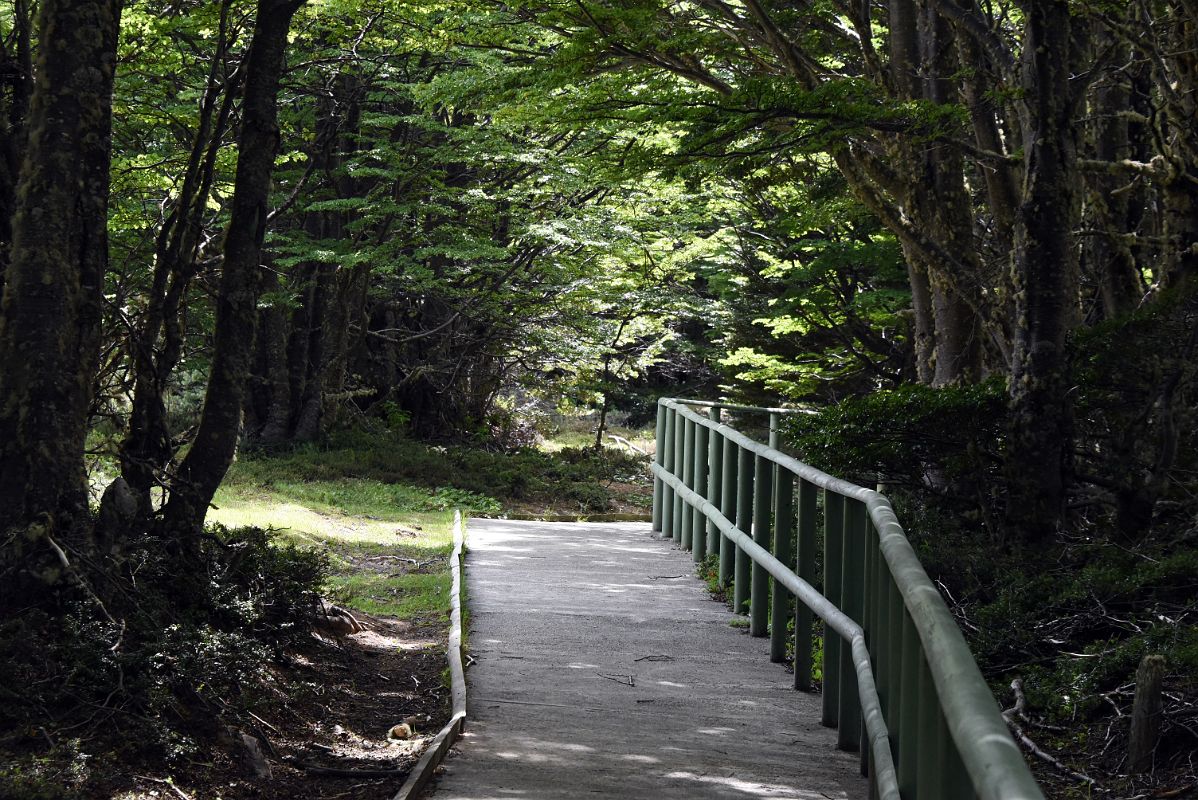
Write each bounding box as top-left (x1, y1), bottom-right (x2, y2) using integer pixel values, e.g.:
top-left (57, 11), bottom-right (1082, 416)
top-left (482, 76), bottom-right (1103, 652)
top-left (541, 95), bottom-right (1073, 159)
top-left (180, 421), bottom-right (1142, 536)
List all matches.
top-left (651, 398), bottom-right (1044, 800)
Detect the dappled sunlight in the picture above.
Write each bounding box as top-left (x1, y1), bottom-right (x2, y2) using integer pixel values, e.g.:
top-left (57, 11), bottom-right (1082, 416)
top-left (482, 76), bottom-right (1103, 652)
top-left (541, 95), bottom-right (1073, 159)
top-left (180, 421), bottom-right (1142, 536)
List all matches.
top-left (619, 754), bottom-right (661, 763)
top-left (208, 498), bottom-right (451, 554)
top-left (448, 727), bottom-right (857, 799)
top-left (664, 771), bottom-right (845, 798)
top-left (438, 519), bottom-right (866, 800)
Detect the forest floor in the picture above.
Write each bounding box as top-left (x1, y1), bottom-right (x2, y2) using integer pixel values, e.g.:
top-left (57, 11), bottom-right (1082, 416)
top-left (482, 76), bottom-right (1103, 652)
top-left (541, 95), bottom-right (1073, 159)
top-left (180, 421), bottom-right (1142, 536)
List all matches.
top-left (0, 418), bottom-right (657, 799)
top-left (111, 614), bottom-right (451, 800)
top-left (127, 419), bottom-right (656, 799)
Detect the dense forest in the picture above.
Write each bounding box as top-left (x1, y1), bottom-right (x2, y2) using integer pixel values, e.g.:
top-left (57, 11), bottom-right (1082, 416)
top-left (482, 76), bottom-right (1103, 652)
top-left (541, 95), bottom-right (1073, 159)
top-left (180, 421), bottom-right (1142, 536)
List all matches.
top-left (0, 0), bottom-right (1196, 796)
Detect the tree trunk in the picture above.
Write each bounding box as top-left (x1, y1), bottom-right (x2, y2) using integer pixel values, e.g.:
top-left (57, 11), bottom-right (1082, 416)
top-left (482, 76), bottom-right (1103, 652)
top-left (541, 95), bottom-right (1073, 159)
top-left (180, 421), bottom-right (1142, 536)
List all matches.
top-left (118, 1), bottom-right (240, 512)
top-left (1086, 28), bottom-right (1143, 319)
top-left (1005, 0), bottom-right (1081, 542)
top-left (1128, 655), bottom-right (1166, 774)
top-left (256, 264), bottom-right (293, 444)
top-left (162, 0), bottom-right (306, 535)
top-left (1160, 1), bottom-right (1198, 292)
top-left (0, 0), bottom-right (122, 594)
top-left (0, 0), bottom-right (32, 303)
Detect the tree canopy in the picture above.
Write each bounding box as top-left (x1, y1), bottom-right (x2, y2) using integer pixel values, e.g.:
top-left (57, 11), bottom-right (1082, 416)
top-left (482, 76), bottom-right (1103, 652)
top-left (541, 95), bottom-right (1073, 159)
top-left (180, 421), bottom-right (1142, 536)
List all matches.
top-left (0, 0), bottom-right (1197, 792)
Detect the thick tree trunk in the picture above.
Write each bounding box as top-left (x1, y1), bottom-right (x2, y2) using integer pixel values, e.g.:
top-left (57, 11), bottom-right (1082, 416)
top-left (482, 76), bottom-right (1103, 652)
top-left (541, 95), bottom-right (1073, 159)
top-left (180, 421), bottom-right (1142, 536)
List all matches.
top-left (163, 0), bottom-right (306, 535)
top-left (1160, 2), bottom-right (1198, 291)
top-left (0, 0), bottom-right (121, 592)
top-left (320, 262), bottom-right (370, 430)
top-left (0, 0), bottom-right (32, 303)
top-left (1005, 0), bottom-right (1081, 542)
top-left (906, 254), bottom-right (935, 383)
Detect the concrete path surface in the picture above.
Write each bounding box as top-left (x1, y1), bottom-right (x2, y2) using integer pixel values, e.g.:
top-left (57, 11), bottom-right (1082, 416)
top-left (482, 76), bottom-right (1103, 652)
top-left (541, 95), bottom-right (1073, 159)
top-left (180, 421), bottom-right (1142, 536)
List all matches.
top-left (428, 518), bottom-right (867, 800)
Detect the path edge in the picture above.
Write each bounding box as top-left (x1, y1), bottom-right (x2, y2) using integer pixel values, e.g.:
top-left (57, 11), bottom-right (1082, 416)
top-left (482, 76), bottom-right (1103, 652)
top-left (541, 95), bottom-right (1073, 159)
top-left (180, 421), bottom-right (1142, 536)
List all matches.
top-left (392, 509), bottom-right (467, 800)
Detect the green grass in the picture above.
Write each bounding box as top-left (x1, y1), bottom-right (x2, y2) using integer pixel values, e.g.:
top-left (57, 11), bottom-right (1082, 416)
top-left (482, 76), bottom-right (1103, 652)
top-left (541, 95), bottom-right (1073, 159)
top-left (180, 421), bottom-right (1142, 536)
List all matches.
top-left (217, 426), bottom-right (652, 515)
top-left (210, 451), bottom-right (458, 622)
top-left (202, 420), bottom-right (653, 620)
top-left (327, 572), bottom-right (452, 619)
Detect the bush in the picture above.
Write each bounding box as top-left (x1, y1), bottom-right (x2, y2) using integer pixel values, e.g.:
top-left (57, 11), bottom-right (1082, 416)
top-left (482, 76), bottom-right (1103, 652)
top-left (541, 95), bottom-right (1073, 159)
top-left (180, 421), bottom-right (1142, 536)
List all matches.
top-left (784, 378), bottom-right (1007, 522)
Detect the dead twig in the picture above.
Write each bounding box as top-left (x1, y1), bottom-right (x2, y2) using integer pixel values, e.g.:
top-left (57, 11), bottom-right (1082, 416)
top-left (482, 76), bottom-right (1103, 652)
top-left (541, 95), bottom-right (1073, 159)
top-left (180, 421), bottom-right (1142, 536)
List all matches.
top-left (596, 672), bottom-right (635, 686)
top-left (247, 710), bottom-right (280, 735)
top-left (1003, 679), bottom-right (1095, 786)
top-left (133, 776), bottom-right (194, 800)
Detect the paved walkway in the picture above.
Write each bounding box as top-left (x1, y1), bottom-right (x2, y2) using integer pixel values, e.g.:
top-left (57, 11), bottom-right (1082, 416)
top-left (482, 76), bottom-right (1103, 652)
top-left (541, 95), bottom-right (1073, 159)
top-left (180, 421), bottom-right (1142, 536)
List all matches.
top-left (430, 519), bottom-right (866, 800)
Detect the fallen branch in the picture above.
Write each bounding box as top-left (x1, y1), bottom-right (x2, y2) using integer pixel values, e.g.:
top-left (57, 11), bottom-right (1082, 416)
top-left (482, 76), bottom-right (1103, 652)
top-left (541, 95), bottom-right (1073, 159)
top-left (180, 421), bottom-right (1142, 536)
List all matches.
top-left (133, 776), bottom-right (194, 800)
top-left (596, 672), bottom-right (635, 686)
top-left (283, 755), bottom-right (409, 778)
top-left (607, 434), bottom-right (647, 455)
top-left (1003, 679), bottom-right (1095, 785)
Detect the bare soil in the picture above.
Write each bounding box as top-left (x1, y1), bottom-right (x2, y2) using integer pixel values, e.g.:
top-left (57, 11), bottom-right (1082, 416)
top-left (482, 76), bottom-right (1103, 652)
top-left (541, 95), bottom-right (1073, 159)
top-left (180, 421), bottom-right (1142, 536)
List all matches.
top-left (112, 615), bottom-right (451, 800)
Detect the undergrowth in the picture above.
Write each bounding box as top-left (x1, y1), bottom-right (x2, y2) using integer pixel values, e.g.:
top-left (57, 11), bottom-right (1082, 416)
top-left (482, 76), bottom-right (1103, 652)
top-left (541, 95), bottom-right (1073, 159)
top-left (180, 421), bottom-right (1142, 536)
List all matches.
top-left (0, 525), bottom-right (326, 799)
top-left (785, 379), bottom-right (1198, 793)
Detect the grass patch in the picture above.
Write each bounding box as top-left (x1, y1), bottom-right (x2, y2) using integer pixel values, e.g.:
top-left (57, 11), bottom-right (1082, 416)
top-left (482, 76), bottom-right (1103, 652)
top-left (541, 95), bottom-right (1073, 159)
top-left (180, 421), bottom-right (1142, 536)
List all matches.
top-left (327, 572), bottom-right (452, 619)
top-left (211, 455), bottom-right (457, 623)
top-left (220, 426), bottom-right (652, 516)
top-left (205, 419), bottom-right (652, 620)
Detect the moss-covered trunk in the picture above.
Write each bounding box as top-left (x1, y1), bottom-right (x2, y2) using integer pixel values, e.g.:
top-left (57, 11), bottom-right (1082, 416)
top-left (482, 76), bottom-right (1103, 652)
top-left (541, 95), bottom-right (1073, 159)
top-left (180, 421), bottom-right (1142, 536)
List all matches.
top-left (1005, 0), bottom-right (1081, 542)
top-left (0, 0), bottom-right (122, 594)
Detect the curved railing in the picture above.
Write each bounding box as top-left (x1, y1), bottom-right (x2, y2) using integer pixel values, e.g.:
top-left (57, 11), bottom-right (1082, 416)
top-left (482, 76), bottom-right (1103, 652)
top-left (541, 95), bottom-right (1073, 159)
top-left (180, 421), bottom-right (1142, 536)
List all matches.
top-left (651, 398), bottom-right (1043, 800)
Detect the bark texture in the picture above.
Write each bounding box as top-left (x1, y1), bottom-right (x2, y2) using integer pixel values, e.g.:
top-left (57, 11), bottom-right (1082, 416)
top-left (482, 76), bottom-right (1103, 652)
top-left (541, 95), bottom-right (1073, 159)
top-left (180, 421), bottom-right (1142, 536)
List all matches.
top-left (162, 0), bottom-right (306, 534)
top-left (0, 0), bottom-right (122, 593)
top-left (1005, 0), bottom-right (1081, 541)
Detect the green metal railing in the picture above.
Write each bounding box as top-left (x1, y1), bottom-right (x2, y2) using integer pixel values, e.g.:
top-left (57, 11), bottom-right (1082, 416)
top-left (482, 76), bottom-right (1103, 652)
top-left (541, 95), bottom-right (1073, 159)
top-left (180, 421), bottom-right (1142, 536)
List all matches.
top-left (651, 398), bottom-right (1044, 800)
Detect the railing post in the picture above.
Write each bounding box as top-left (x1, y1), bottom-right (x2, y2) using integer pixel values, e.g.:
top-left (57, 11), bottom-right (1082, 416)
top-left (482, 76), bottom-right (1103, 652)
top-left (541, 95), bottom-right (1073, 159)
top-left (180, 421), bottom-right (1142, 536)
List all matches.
top-left (680, 415), bottom-right (695, 548)
top-left (706, 406), bottom-right (723, 557)
top-left (886, 577), bottom-right (905, 750)
top-left (733, 445), bottom-right (753, 615)
top-left (917, 682), bottom-right (948, 799)
top-left (769, 411), bottom-right (781, 450)
top-left (652, 401), bottom-right (666, 533)
top-left (661, 406), bottom-right (676, 540)
top-left (770, 471), bottom-right (793, 663)
top-left (750, 452), bottom-right (771, 637)
top-left (794, 478), bottom-right (817, 690)
top-left (719, 434), bottom-right (738, 587)
top-left (862, 516), bottom-right (880, 777)
top-left (837, 498), bottom-right (867, 752)
top-left (692, 418), bottom-right (708, 562)
top-left (672, 408), bottom-right (685, 541)
top-left (822, 490), bottom-right (845, 729)
top-left (898, 613), bottom-right (920, 797)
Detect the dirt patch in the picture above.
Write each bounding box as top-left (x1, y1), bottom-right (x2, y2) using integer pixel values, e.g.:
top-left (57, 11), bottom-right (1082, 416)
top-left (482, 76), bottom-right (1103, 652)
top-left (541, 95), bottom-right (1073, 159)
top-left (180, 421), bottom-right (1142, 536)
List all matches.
top-left (112, 614), bottom-right (451, 800)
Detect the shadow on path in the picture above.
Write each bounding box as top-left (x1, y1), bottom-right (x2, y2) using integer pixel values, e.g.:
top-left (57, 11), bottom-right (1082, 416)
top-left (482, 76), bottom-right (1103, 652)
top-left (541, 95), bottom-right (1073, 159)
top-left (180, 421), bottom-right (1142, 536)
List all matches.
top-left (428, 519), bottom-right (867, 800)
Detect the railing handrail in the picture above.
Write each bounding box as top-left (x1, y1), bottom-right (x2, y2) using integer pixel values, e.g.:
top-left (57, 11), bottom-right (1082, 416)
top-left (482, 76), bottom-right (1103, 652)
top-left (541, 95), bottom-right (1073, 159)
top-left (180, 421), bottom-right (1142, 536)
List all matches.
top-left (653, 397), bottom-right (1044, 800)
top-left (671, 398), bottom-right (819, 417)
top-left (652, 464), bottom-right (901, 799)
